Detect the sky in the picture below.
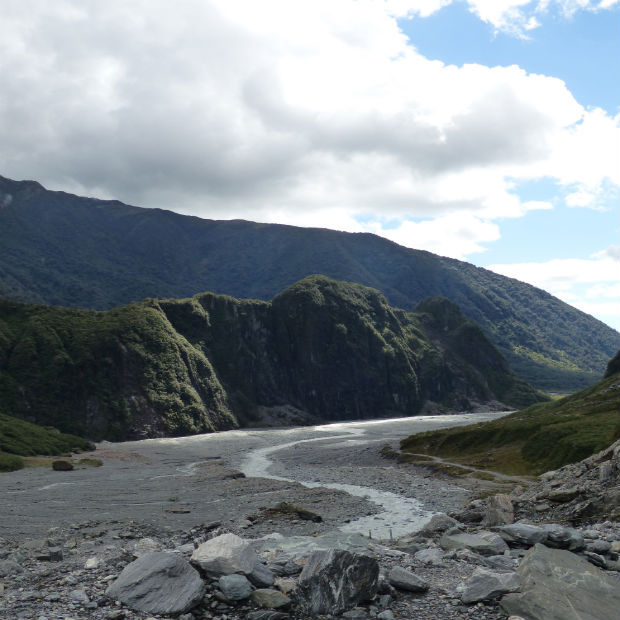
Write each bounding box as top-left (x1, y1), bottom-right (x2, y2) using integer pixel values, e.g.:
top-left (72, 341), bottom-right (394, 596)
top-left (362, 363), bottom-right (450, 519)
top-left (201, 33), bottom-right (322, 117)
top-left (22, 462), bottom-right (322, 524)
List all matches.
top-left (1, 0), bottom-right (619, 330)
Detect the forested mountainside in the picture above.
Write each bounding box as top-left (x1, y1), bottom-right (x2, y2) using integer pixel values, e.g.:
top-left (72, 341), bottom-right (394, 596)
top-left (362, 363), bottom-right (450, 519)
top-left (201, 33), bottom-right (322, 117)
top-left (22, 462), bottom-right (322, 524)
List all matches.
top-left (0, 276), bottom-right (544, 441)
top-left (1, 175), bottom-right (618, 392)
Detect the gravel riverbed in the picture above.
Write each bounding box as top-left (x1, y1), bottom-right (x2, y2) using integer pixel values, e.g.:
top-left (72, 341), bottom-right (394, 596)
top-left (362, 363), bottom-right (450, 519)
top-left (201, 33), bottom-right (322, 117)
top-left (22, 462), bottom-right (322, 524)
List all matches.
top-left (0, 413), bottom-right (518, 619)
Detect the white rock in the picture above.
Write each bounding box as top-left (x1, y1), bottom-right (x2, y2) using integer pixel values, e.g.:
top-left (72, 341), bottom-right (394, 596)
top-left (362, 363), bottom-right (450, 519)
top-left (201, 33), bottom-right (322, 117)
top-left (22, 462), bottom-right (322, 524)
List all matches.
top-left (191, 533), bottom-right (258, 576)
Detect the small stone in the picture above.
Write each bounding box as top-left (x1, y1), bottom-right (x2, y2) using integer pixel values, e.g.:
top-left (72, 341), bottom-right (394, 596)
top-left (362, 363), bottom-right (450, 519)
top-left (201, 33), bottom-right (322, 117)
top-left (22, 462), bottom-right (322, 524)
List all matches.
top-left (84, 557), bottom-right (99, 569)
top-left (377, 611), bottom-right (395, 620)
top-left (218, 574), bottom-right (253, 601)
top-left (248, 562), bottom-right (275, 588)
top-left (250, 588), bottom-right (291, 609)
top-left (69, 589), bottom-right (90, 604)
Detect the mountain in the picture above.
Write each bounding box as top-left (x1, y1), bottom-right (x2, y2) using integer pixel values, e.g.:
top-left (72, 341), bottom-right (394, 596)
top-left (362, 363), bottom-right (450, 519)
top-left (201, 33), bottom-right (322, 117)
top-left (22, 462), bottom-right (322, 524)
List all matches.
top-left (399, 349), bottom-right (620, 476)
top-left (0, 276), bottom-right (544, 441)
top-left (1, 174), bottom-right (618, 392)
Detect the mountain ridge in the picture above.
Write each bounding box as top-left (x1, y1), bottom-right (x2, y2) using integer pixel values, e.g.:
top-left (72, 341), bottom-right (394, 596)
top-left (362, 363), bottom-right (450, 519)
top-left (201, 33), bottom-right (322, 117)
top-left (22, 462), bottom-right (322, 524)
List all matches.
top-left (1, 174), bottom-right (618, 392)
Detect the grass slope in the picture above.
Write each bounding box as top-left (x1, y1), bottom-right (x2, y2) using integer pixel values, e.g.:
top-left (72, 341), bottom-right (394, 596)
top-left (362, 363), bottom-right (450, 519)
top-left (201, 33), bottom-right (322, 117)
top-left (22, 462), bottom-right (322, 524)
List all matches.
top-left (400, 364), bottom-right (620, 476)
top-left (0, 175), bottom-right (617, 392)
top-left (0, 412), bottom-right (94, 471)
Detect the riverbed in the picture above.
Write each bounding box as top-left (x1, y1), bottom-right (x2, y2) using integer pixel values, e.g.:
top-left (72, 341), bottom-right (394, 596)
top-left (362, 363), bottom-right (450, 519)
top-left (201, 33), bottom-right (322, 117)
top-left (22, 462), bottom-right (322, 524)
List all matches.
top-left (1, 412), bottom-right (508, 540)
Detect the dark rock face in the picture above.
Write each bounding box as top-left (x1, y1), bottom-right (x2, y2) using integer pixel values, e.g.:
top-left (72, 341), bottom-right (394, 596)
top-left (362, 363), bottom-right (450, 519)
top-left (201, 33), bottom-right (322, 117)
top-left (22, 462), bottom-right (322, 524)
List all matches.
top-left (295, 549), bottom-right (379, 615)
top-left (604, 349), bottom-right (620, 378)
top-left (500, 543), bottom-right (620, 620)
top-left (105, 552), bottom-right (205, 615)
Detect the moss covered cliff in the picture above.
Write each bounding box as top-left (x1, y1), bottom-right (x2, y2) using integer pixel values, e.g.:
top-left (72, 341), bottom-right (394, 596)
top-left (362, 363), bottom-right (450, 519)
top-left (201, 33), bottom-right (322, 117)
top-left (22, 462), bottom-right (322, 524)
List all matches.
top-left (0, 276), bottom-right (545, 440)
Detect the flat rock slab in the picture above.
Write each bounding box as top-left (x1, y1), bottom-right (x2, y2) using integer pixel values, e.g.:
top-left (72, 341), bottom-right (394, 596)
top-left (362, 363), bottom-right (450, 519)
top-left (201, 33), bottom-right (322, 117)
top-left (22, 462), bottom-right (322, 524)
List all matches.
top-left (500, 543), bottom-right (620, 620)
top-left (296, 549), bottom-right (379, 615)
top-left (106, 551), bottom-right (205, 615)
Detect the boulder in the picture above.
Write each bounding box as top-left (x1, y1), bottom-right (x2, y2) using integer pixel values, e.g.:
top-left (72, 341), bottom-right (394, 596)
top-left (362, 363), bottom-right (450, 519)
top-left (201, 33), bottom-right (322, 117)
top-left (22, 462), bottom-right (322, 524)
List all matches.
top-left (460, 568), bottom-right (520, 603)
top-left (295, 549), bottom-right (379, 615)
top-left (440, 530), bottom-right (508, 556)
top-left (387, 566), bottom-right (429, 593)
top-left (500, 543), bottom-right (620, 620)
top-left (191, 532), bottom-right (257, 576)
top-left (218, 574), bottom-right (253, 601)
top-left (417, 513), bottom-right (458, 536)
top-left (106, 552), bottom-right (205, 616)
top-left (52, 460), bottom-right (73, 471)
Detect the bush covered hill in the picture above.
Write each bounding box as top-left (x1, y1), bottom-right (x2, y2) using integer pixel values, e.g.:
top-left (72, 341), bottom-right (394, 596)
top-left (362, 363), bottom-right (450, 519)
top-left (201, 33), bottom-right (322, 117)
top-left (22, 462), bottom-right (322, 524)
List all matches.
top-left (0, 275), bottom-right (545, 441)
top-left (400, 350), bottom-right (620, 477)
top-left (1, 175), bottom-right (617, 393)
top-left (0, 412), bottom-right (94, 472)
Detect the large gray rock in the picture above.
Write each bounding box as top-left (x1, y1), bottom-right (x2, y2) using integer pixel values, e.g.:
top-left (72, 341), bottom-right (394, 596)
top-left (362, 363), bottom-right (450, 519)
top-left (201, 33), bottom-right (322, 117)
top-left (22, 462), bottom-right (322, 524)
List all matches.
top-left (106, 552), bottom-right (205, 615)
top-left (500, 543), bottom-right (620, 620)
top-left (440, 530), bottom-right (508, 556)
top-left (460, 568), bottom-right (521, 603)
top-left (191, 532), bottom-right (257, 576)
top-left (497, 523), bottom-right (548, 548)
top-left (296, 549), bottom-right (379, 615)
top-left (387, 566), bottom-right (429, 593)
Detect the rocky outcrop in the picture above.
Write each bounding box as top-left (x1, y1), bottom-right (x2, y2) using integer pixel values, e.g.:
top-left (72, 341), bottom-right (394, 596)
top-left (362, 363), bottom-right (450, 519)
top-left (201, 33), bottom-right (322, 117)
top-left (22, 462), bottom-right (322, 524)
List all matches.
top-left (513, 436), bottom-right (620, 523)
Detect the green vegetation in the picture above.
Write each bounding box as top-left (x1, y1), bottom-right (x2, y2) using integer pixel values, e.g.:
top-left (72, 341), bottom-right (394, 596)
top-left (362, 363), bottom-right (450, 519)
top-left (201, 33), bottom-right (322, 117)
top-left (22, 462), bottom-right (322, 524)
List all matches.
top-left (0, 412), bottom-right (94, 471)
top-left (0, 175), bottom-right (617, 393)
top-left (0, 275), bottom-right (544, 441)
top-left (400, 366), bottom-right (620, 476)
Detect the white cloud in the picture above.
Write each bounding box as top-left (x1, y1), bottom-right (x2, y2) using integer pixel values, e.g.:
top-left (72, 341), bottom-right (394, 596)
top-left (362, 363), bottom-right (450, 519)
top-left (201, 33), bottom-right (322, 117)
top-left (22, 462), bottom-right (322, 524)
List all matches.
top-left (487, 246), bottom-right (620, 330)
top-left (368, 214), bottom-right (501, 259)
top-left (0, 0), bottom-right (617, 260)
